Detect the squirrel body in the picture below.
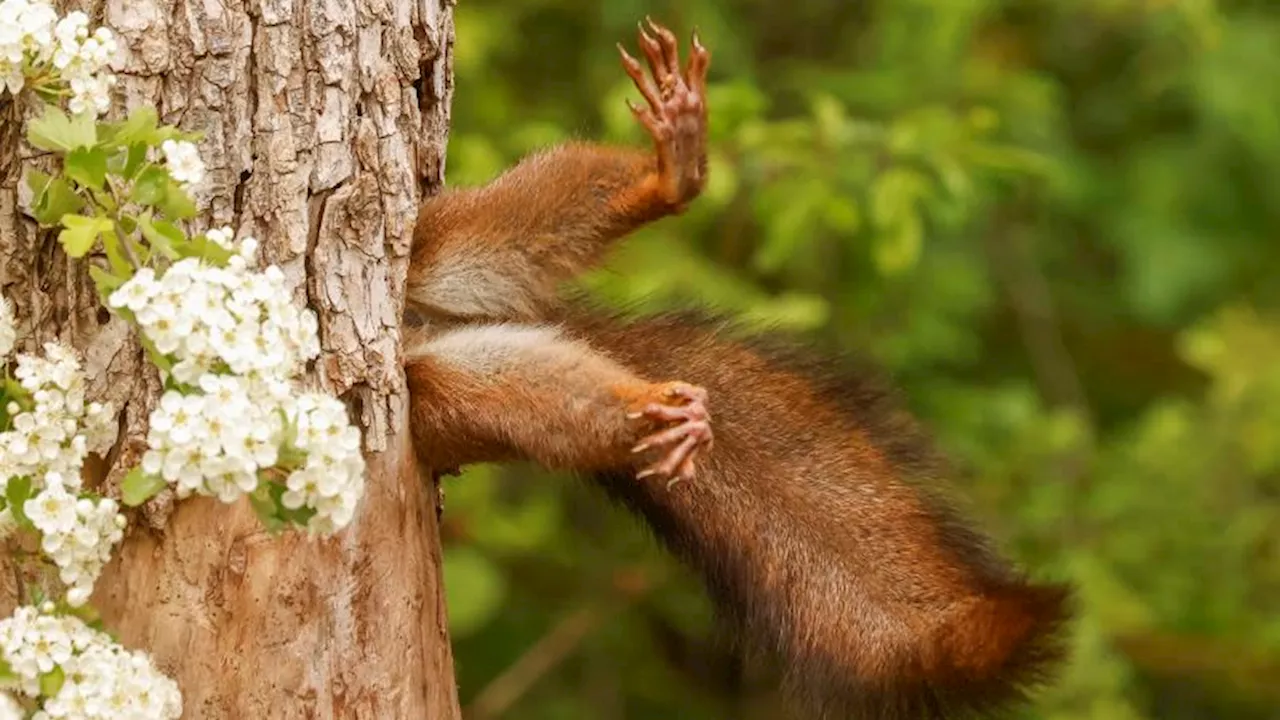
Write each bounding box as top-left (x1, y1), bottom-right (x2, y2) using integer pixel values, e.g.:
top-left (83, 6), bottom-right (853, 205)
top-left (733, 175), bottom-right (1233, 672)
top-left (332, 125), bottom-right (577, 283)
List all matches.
top-left (404, 20), bottom-right (1069, 719)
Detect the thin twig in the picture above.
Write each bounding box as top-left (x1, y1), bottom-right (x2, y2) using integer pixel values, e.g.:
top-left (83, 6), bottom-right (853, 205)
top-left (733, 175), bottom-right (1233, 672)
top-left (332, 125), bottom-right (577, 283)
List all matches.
top-left (983, 210), bottom-right (1091, 420)
top-left (113, 222), bottom-right (141, 270)
top-left (983, 205), bottom-right (1096, 536)
top-left (466, 605), bottom-right (606, 720)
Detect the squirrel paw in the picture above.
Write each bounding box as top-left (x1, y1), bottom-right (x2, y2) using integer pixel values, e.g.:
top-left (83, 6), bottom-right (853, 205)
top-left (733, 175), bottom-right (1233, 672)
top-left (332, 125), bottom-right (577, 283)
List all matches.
top-left (628, 382), bottom-right (713, 486)
top-left (616, 17), bottom-right (710, 208)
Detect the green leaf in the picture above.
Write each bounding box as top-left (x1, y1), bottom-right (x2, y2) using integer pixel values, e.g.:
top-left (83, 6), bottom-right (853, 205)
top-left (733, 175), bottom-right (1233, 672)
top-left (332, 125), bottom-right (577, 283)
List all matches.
top-left (873, 212), bottom-right (924, 276)
top-left (29, 176), bottom-right (84, 227)
top-left (100, 221), bottom-right (132, 276)
top-left (5, 476), bottom-right (33, 528)
top-left (249, 483), bottom-right (287, 534)
top-left (65, 147), bottom-right (109, 190)
top-left (39, 665), bottom-right (65, 698)
top-left (0, 656), bottom-right (14, 682)
top-left (89, 266), bottom-right (127, 298)
top-left (159, 179), bottom-right (197, 220)
top-left (3, 379), bottom-right (32, 414)
top-left (266, 481), bottom-right (318, 528)
top-left (119, 144), bottom-right (148, 180)
top-left (442, 546), bottom-right (507, 638)
top-left (100, 106), bottom-right (158, 147)
top-left (25, 168), bottom-right (51, 197)
top-left (130, 166), bottom-right (168, 206)
top-left (26, 106), bottom-right (97, 152)
top-left (185, 233), bottom-right (234, 266)
top-left (137, 215), bottom-right (186, 260)
top-left (56, 214), bottom-right (114, 258)
top-left (130, 165), bottom-right (198, 221)
top-left (121, 467), bottom-right (167, 507)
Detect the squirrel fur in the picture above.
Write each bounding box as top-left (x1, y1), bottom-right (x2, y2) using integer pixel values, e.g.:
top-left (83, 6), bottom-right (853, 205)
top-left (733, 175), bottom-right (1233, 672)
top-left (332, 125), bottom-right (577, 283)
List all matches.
top-left (403, 19), bottom-right (1071, 719)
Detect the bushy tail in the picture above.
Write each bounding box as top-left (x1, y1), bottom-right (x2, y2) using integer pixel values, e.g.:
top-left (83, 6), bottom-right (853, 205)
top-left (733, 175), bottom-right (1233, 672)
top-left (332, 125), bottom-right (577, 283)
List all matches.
top-left (786, 578), bottom-right (1072, 720)
top-left (923, 580), bottom-right (1073, 715)
top-left (570, 307), bottom-right (1074, 718)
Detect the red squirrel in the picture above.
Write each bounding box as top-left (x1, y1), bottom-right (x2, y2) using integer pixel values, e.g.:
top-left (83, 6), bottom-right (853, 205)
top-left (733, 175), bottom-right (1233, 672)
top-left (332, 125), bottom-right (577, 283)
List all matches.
top-left (403, 19), bottom-right (1071, 719)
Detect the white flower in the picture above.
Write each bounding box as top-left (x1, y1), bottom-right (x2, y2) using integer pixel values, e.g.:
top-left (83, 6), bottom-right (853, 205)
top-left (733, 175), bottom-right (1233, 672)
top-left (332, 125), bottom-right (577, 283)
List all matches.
top-left (238, 235), bottom-right (260, 262)
top-left (0, 605), bottom-right (182, 719)
top-left (64, 586), bottom-right (91, 607)
top-left (0, 5), bottom-right (121, 115)
top-left (160, 139), bottom-right (205, 186)
top-left (0, 323), bottom-right (123, 604)
top-left (39, 494), bottom-right (126, 604)
top-left (206, 226), bottom-right (234, 249)
top-left (108, 267), bottom-right (159, 311)
top-left (280, 393), bottom-right (365, 533)
top-left (0, 342), bottom-right (111, 485)
top-left (27, 484), bottom-right (77, 535)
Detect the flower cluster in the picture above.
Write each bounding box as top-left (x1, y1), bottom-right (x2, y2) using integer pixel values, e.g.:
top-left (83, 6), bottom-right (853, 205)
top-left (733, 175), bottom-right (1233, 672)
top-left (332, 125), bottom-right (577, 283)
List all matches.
top-left (280, 393), bottom-right (365, 534)
top-left (0, 604), bottom-right (182, 719)
top-left (0, 2), bottom-right (118, 115)
top-left (108, 239), bottom-right (318, 386)
top-left (0, 0), bottom-right (56, 95)
top-left (115, 231), bottom-right (365, 533)
top-left (0, 295), bottom-right (14, 359)
top-left (28, 483), bottom-right (127, 606)
top-left (0, 344), bottom-right (124, 605)
top-left (1, 343), bottom-right (117, 482)
top-left (141, 376), bottom-right (289, 503)
top-left (159, 140), bottom-right (205, 187)
top-left (49, 10), bottom-right (117, 115)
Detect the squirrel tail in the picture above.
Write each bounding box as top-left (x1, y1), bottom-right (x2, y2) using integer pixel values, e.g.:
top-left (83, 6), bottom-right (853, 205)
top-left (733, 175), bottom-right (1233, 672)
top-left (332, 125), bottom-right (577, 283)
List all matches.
top-left (867, 579), bottom-right (1073, 718)
top-left (569, 308), bottom-right (1073, 718)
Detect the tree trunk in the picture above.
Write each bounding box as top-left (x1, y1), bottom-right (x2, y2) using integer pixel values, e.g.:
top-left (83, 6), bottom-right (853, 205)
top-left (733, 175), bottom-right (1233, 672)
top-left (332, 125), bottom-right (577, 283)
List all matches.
top-left (0, 0), bottom-right (461, 718)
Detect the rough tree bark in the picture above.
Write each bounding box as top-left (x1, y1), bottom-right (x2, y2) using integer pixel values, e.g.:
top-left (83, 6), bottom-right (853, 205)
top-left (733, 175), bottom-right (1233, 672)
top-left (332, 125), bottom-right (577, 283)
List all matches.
top-left (0, 0), bottom-right (462, 718)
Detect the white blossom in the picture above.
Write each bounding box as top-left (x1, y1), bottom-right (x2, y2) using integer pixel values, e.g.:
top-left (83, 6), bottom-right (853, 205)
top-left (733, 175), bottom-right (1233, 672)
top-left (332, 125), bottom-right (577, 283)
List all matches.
top-left (141, 375), bottom-right (280, 502)
top-left (27, 482), bottom-right (77, 534)
top-left (114, 245), bottom-right (365, 534)
top-left (0, 2), bottom-right (117, 113)
top-left (0, 606), bottom-right (182, 719)
top-left (34, 493), bottom-right (126, 606)
top-left (281, 392), bottom-right (366, 534)
top-left (205, 226), bottom-right (234, 249)
top-left (110, 256), bottom-right (320, 383)
top-left (160, 140), bottom-right (204, 187)
top-left (0, 0), bottom-right (56, 95)
top-left (0, 330), bottom-right (123, 604)
top-left (0, 343), bottom-right (115, 485)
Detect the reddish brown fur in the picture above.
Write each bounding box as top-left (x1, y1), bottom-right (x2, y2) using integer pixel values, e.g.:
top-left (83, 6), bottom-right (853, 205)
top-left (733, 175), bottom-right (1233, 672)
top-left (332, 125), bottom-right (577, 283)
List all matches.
top-left (409, 145), bottom-right (664, 321)
top-left (559, 309), bottom-right (1071, 718)
top-left (403, 324), bottom-right (710, 481)
top-left (403, 20), bottom-right (1071, 718)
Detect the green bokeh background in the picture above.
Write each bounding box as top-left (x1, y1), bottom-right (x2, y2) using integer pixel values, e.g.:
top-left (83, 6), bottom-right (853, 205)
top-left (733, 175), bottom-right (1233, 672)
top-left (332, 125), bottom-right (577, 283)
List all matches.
top-left (437, 1), bottom-right (1280, 718)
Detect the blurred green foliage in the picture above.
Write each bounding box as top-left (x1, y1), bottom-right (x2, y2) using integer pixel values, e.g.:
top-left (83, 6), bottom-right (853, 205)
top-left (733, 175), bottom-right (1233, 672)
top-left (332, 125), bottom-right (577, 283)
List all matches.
top-left (437, 1), bottom-right (1280, 718)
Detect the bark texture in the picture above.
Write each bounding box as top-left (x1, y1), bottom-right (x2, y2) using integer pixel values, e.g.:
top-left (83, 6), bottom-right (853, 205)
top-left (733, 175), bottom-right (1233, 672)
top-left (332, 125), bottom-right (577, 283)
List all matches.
top-left (0, 0), bottom-right (461, 717)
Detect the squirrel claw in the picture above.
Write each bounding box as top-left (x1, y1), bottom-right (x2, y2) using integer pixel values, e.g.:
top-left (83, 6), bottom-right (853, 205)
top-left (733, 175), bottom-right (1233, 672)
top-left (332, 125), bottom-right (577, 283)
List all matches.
top-left (617, 17), bottom-right (710, 207)
top-left (632, 382), bottom-right (713, 485)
